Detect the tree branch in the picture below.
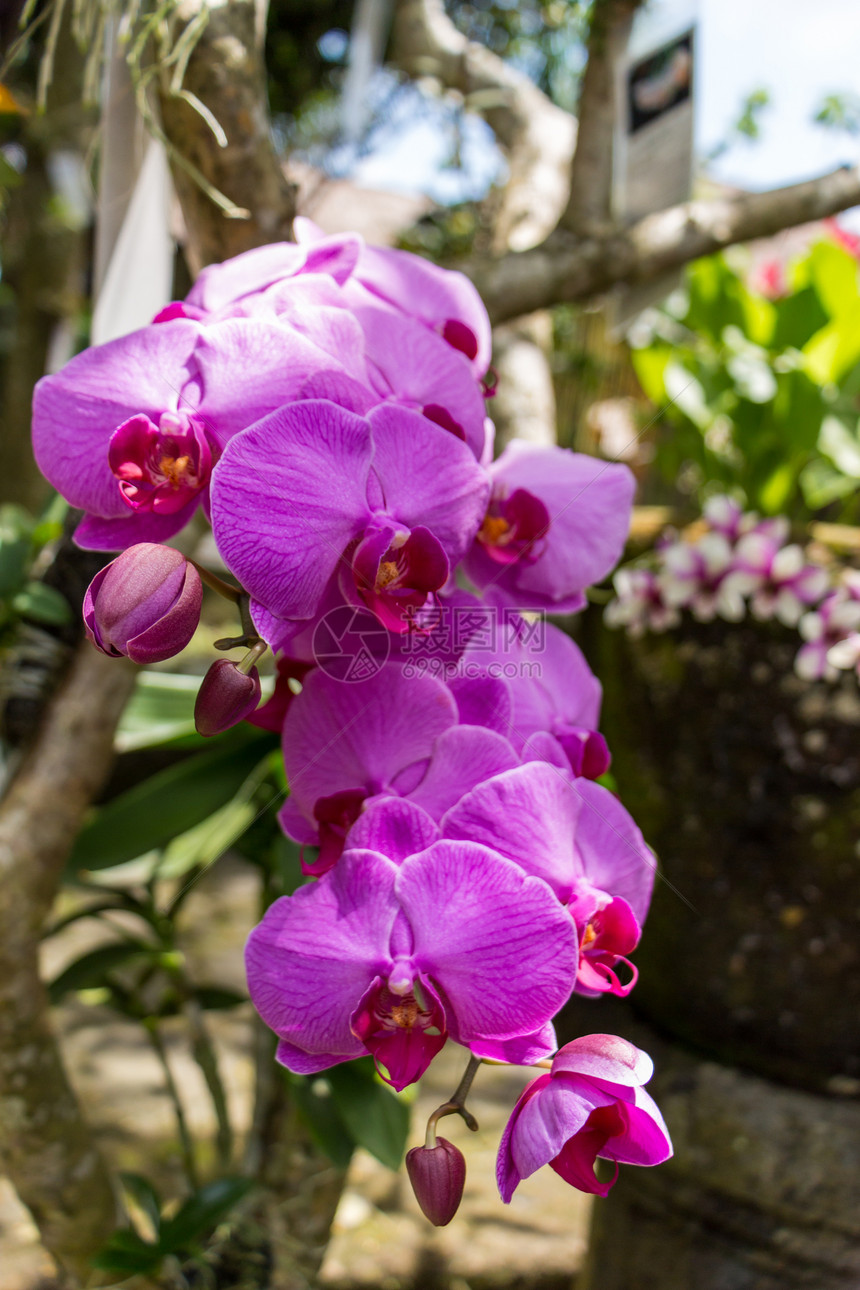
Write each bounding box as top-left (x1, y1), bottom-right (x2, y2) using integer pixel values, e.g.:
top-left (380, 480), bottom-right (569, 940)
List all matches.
top-left (0, 645), bottom-right (136, 1285)
top-left (468, 165), bottom-right (860, 324)
top-left (393, 0), bottom-right (575, 251)
top-left (158, 0), bottom-right (297, 272)
top-left (561, 0), bottom-right (641, 233)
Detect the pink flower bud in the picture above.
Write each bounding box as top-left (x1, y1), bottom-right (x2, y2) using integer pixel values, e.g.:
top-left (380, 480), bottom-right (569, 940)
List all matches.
top-left (194, 659), bottom-right (261, 737)
top-left (405, 1137), bottom-right (466, 1227)
top-left (83, 544), bottom-right (202, 664)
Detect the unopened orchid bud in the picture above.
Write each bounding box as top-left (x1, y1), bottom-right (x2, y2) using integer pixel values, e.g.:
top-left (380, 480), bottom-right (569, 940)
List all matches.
top-left (194, 659), bottom-right (261, 737)
top-left (83, 544), bottom-right (202, 664)
top-left (405, 1137), bottom-right (466, 1227)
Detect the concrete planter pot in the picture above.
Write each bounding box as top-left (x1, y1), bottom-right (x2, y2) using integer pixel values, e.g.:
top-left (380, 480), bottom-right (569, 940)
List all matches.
top-left (584, 613), bottom-right (860, 1094)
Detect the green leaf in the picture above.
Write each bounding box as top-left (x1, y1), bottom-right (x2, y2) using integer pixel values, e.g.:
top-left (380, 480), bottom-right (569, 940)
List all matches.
top-left (0, 536), bottom-right (31, 599)
top-left (327, 1059), bottom-right (410, 1171)
top-left (194, 985), bottom-right (247, 1011)
top-left (115, 671), bottom-right (201, 751)
top-left (800, 457), bottom-right (860, 508)
top-left (758, 459), bottom-right (797, 514)
top-left (803, 302), bottom-right (860, 384)
top-left (158, 1177), bottom-right (253, 1251)
top-left (48, 940), bottom-right (157, 1003)
top-left (289, 1073), bottom-right (356, 1168)
top-left (772, 286), bottom-right (829, 351)
top-left (120, 1172), bottom-right (162, 1237)
top-left (630, 344), bottom-right (671, 404)
top-left (11, 581), bottom-right (72, 626)
top-left (91, 1228), bottom-right (162, 1276)
top-left (809, 239), bottom-right (860, 318)
top-left (69, 729), bottom-right (276, 873)
top-left (43, 896), bottom-right (148, 938)
top-left (157, 750), bottom-right (279, 879)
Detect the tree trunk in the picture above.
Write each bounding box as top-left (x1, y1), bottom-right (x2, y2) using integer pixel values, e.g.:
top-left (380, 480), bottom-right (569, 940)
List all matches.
top-left (0, 646), bottom-right (135, 1285)
top-left (158, 0), bottom-right (297, 273)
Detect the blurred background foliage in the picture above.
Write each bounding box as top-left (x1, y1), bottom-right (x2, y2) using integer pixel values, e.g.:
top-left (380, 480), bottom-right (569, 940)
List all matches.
top-left (628, 236), bottom-right (860, 520)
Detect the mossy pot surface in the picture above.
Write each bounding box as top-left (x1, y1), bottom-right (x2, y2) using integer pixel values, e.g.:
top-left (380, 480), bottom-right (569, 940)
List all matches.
top-left (586, 612), bottom-right (860, 1092)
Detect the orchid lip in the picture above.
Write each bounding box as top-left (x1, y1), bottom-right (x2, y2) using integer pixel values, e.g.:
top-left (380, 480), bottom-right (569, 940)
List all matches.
top-left (109, 410), bottom-right (215, 515)
top-left (351, 522), bottom-right (449, 633)
top-left (477, 487), bottom-right (550, 565)
top-left (351, 973), bottom-right (447, 1090)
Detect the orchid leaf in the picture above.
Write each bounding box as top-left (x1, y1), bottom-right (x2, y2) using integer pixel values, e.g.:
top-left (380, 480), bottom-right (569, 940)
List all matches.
top-left (69, 728), bottom-right (276, 872)
top-left (326, 1059), bottom-right (410, 1171)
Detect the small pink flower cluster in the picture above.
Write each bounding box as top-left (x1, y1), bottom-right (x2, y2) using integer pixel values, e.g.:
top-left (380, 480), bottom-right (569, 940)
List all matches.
top-left (796, 570), bottom-right (860, 681)
top-left (606, 497), bottom-right (859, 684)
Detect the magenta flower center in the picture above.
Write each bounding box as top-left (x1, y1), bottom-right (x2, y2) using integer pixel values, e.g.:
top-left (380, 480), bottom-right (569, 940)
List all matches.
top-left (477, 488), bottom-right (550, 565)
top-left (351, 523), bottom-right (449, 633)
top-left (351, 973), bottom-right (447, 1090)
top-left (303, 788), bottom-right (368, 876)
top-left (550, 1102), bottom-right (625, 1197)
top-left (109, 410), bottom-right (215, 515)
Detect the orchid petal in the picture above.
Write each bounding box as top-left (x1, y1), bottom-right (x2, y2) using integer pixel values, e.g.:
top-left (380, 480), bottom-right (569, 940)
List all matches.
top-left (573, 781), bottom-right (656, 927)
top-left (345, 796), bottom-right (441, 862)
top-left (398, 841), bottom-right (578, 1041)
top-left (280, 665), bottom-right (458, 819)
top-left (408, 726), bottom-right (520, 820)
top-left (32, 320), bottom-right (200, 519)
top-left (210, 401), bottom-right (373, 621)
top-left (245, 848), bottom-right (398, 1066)
top-left (442, 762), bottom-right (581, 900)
top-left (368, 404), bottom-right (491, 561)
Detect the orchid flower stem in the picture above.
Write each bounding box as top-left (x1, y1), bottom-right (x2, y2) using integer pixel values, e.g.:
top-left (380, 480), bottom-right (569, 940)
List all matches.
top-left (238, 593), bottom-right (257, 641)
top-left (238, 638), bottom-right (267, 675)
top-left (190, 561), bottom-right (243, 605)
top-left (424, 1054), bottom-right (482, 1148)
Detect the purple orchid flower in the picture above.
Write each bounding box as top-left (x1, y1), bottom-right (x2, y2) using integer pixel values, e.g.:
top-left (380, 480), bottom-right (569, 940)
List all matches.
top-left (458, 620), bottom-right (608, 778)
top-left (294, 217), bottom-right (493, 380)
top-left (730, 532), bottom-right (829, 626)
top-left (181, 230), bottom-right (363, 317)
top-left (658, 532), bottom-right (747, 623)
top-left (277, 664), bottom-right (519, 873)
top-left (796, 580), bottom-right (860, 680)
top-left (496, 1034), bottom-right (672, 1202)
top-left (210, 401), bottom-right (490, 644)
top-left (277, 665), bottom-right (458, 869)
top-left (342, 756), bottom-right (655, 1000)
top-left (604, 566), bottom-right (681, 638)
top-left (349, 304), bottom-right (491, 460)
top-left (462, 441), bottom-right (635, 614)
top-left (33, 315), bottom-right (369, 550)
top-left (245, 843), bottom-right (578, 1089)
top-left (440, 762), bottom-right (655, 998)
top-left (248, 274), bottom-right (491, 460)
top-left (702, 495), bottom-right (789, 546)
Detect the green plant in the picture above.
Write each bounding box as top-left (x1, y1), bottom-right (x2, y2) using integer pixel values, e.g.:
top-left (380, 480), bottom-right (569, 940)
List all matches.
top-left (629, 236), bottom-right (860, 519)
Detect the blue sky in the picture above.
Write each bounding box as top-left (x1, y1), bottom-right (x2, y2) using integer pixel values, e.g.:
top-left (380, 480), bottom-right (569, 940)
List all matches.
top-left (699, 0), bottom-right (860, 193)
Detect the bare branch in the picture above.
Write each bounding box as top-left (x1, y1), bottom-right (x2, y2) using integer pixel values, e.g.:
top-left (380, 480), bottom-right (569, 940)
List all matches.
top-left (393, 0), bottom-right (575, 251)
top-left (158, 0), bottom-right (297, 272)
top-left (468, 165), bottom-right (860, 324)
top-left (0, 645), bottom-right (136, 1285)
top-left (561, 0), bottom-right (642, 233)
